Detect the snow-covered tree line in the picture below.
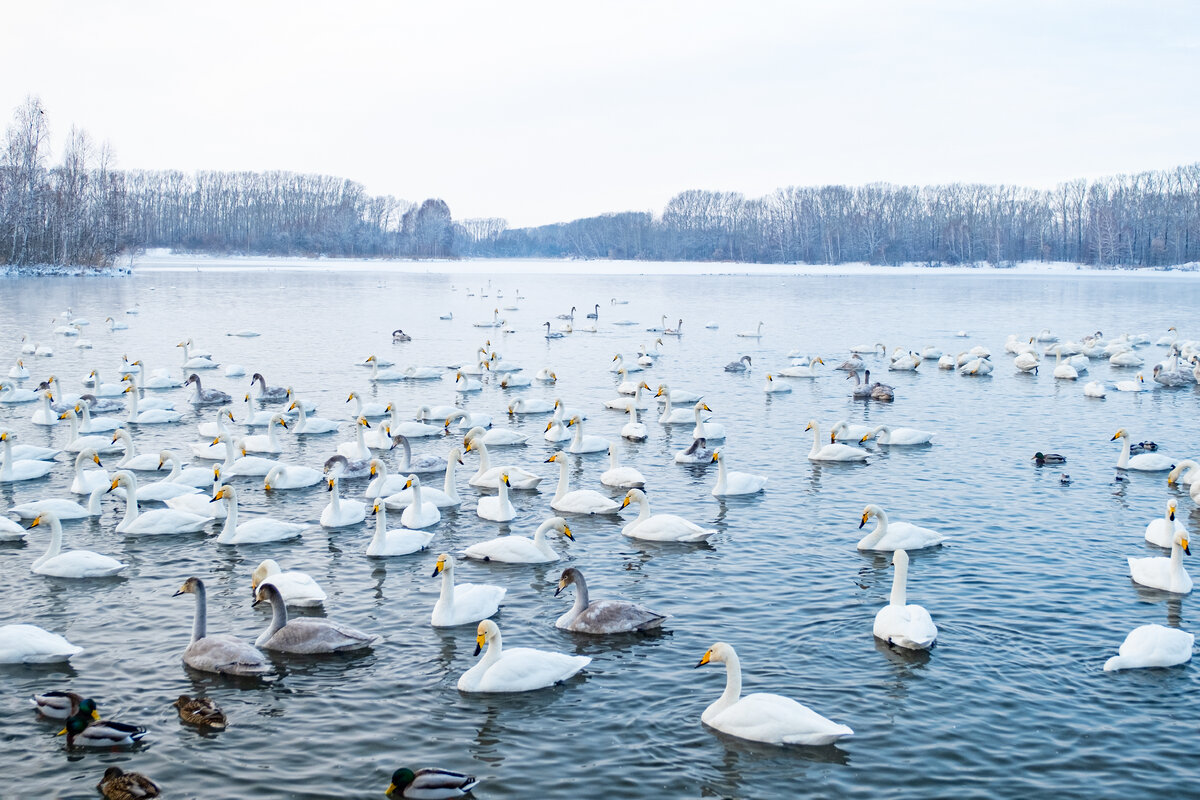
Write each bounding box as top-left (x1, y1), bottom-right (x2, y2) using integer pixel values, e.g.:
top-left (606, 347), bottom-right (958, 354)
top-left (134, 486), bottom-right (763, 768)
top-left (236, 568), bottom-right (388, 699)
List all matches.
top-left (3, 95), bottom-right (1199, 267)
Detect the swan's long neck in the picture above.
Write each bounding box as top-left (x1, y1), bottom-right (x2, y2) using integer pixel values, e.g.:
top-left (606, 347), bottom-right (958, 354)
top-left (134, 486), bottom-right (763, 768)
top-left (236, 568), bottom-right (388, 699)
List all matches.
top-left (166, 454), bottom-right (182, 482)
top-left (890, 550), bottom-right (909, 606)
top-left (474, 440), bottom-right (491, 475)
top-left (399, 437), bottom-right (413, 470)
top-left (861, 508), bottom-right (888, 547)
top-left (262, 596), bottom-right (288, 642)
top-left (497, 478), bottom-right (510, 507)
top-left (120, 476), bottom-right (140, 523)
top-left (74, 450), bottom-right (91, 476)
top-left (0, 437), bottom-right (10, 480)
top-left (1170, 538), bottom-right (1186, 590)
top-left (295, 404), bottom-right (308, 430)
top-left (443, 456), bottom-right (458, 500)
top-left (571, 572), bottom-right (590, 616)
top-left (40, 391), bottom-right (52, 419)
top-left (713, 651), bottom-right (743, 715)
top-left (372, 503), bottom-right (387, 547)
top-left (532, 519), bottom-right (552, 552)
top-left (809, 424), bottom-right (824, 456)
top-left (635, 493), bottom-right (651, 525)
top-left (439, 562), bottom-right (456, 609)
top-left (479, 628), bottom-right (503, 670)
top-left (267, 421), bottom-right (280, 448)
top-left (1118, 435), bottom-right (1131, 469)
top-left (608, 447), bottom-right (619, 471)
top-left (715, 456), bottom-right (728, 492)
top-left (86, 486), bottom-right (104, 515)
top-left (355, 421), bottom-right (368, 456)
top-left (390, 404), bottom-right (404, 430)
top-left (126, 388), bottom-right (139, 419)
top-left (571, 421), bottom-right (585, 449)
top-left (554, 459), bottom-right (569, 501)
top-left (329, 476), bottom-right (343, 514)
top-left (220, 487), bottom-right (239, 539)
top-left (192, 582), bottom-right (207, 642)
top-left (628, 402), bottom-right (640, 423)
top-left (411, 478), bottom-right (425, 511)
top-left (660, 393), bottom-right (673, 420)
top-left (34, 516), bottom-right (64, 567)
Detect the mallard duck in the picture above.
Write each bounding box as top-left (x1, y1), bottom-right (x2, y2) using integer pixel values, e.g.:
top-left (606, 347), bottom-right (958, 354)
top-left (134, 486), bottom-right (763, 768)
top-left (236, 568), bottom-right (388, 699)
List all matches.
top-left (30, 691), bottom-right (91, 720)
top-left (1033, 452), bottom-right (1067, 466)
top-left (386, 768), bottom-right (480, 798)
top-left (60, 705), bottom-right (147, 747)
top-left (96, 766), bottom-right (161, 800)
top-left (174, 695), bottom-right (227, 729)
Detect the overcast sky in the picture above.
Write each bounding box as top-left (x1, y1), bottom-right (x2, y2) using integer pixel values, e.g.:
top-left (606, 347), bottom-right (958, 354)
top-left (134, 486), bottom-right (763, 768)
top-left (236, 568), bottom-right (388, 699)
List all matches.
top-left (3, 1), bottom-right (1196, 227)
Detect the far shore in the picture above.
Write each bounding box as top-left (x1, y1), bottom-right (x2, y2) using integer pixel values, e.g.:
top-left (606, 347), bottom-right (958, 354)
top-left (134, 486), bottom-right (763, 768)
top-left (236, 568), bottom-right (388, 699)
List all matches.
top-left (5, 253), bottom-right (1200, 278)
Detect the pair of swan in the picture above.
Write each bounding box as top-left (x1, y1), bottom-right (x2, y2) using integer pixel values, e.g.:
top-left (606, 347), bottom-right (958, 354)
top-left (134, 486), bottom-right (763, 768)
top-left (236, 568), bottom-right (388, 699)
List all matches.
top-left (253, 583), bottom-right (382, 653)
top-left (251, 559), bottom-right (327, 607)
top-left (431, 554), bottom-right (506, 627)
top-left (0, 431), bottom-right (56, 482)
top-left (29, 512), bottom-right (127, 578)
top-left (1146, 499), bottom-right (1186, 548)
top-left (860, 424), bottom-right (934, 446)
top-left (461, 517), bottom-right (573, 563)
top-left (805, 421), bottom-right (868, 462)
top-left (779, 357), bottom-right (823, 378)
top-left (555, 567), bottom-right (668, 633)
top-left (1112, 428), bottom-right (1174, 470)
top-left (696, 642), bottom-right (852, 746)
top-left (458, 619), bottom-right (590, 693)
top-left (368, 501), bottom-right (435, 556)
top-left (463, 436), bottom-right (542, 489)
top-left (546, 452), bottom-right (621, 513)
top-left (711, 451), bottom-right (767, 496)
top-left (621, 488), bottom-right (715, 542)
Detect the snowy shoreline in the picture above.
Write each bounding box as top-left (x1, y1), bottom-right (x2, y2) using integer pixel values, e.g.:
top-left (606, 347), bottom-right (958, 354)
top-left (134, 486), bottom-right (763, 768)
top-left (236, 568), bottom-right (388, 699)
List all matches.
top-left (6, 253), bottom-right (1200, 278)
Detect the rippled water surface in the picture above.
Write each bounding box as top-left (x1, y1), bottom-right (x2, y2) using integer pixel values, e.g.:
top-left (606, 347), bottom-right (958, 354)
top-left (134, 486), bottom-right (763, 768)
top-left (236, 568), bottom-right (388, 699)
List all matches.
top-left (2, 262), bottom-right (1198, 799)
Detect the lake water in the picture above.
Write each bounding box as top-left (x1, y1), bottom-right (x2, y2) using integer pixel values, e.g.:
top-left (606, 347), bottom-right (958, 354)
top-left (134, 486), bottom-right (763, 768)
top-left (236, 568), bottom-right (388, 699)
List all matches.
top-left (1, 261), bottom-right (1198, 799)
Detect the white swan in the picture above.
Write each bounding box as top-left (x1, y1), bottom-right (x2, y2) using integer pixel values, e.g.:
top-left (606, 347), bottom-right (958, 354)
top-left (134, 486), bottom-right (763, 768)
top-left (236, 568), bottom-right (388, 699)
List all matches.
top-left (565, 415), bottom-right (609, 454)
top-left (251, 559), bottom-right (327, 607)
top-left (507, 397), bottom-right (554, 415)
top-left (69, 448), bottom-right (109, 494)
top-left (400, 475), bottom-right (442, 528)
top-left (805, 421), bottom-right (868, 462)
top-left (288, 402), bottom-right (340, 434)
top-left (1146, 499), bottom-right (1187, 548)
top-left (464, 436), bottom-right (543, 489)
top-left (461, 517), bottom-right (572, 563)
top-left (1113, 374), bottom-right (1147, 392)
top-left (240, 392), bottom-right (278, 426)
top-left (456, 420), bottom-right (526, 447)
top-left (0, 431), bottom-right (57, 482)
top-left (220, 438), bottom-right (283, 477)
top-left (73, 401), bottom-right (123, 434)
top-left (873, 549), bottom-right (937, 649)
top-left (1052, 346), bottom-right (1078, 380)
top-left (367, 501), bottom-right (434, 556)
top-left (31, 389), bottom-right (58, 425)
top-left (253, 583), bottom-right (381, 653)
top-left (829, 420), bottom-right (873, 441)
top-left (166, 465), bottom-right (228, 520)
top-left (431, 554), bottom-right (506, 627)
top-left (1083, 380), bottom-right (1107, 398)
top-left (621, 404), bottom-right (649, 440)
top-left (696, 642), bottom-right (853, 746)
top-left (1127, 528), bottom-right (1191, 594)
top-left (546, 452), bottom-right (621, 514)
top-left (1112, 429), bottom-right (1175, 471)
top-left (214, 485), bottom-right (308, 545)
top-left (29, 512), bottom-right (127, 578)
top-left (621, 488), bottom-right (715, 542)
top-left (339, 417), bottom-right (376, 459)
top-left (691, 402), bottom-right (726, 440)
top-left (858, 504), bottom-right (944, 551)
top-left (601, 442), bottom-right (646, 488)
top-left (263, 463), bottom-right (322, 491)
top-left (476, 473), bottom-right (516, 522)
top-left (711, 451), bottom-right (768, 496)
top-left (383, 447), bottom-right (462, 509)
top-left (736, 321), bottom-right (765, 339)
top-left (458, 619), bottom-right (589, 693)
top-left (554, 567), bottom-right (668, 633)
top-left (611, 353), bottom-right (644, 373)
top-left (763, 374), bottom-right (791, 393)
top-left (365, 354), bottom-right (405, 381)
top-left (10, 486), bottom-right (105, 521)
top-left (0, 624), bottom-right (83, 664)
top-left (172, 577), bottom-right (271, 675)
top-left (1167, 460), bottom-right (1200, 487)
top-left (346, 391), bottom-right (388, 418)
top-left (0, 382), bottom-right (38, 403)
top-left (778, 357), bottom-right (824, 378)
top-left (242, 414), bottom-right (287, 454)
top-left (109, 471), bottom-right (213, 534)
top-left (1103, 624), bottom-right (1194, 671)
top-left (57, 409), bottom-right (119, 454)
top-left (321, 469), bottom-right (367, 528)
top-left (109, 430), bottom-right (165, 472)
top-left (865, 425), bottom-right (934, 446)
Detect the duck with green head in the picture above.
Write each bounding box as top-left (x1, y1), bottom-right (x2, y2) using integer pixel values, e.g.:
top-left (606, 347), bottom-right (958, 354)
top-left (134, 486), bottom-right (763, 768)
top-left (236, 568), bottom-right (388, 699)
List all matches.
top-left (386, 767), bottom-right (480, 798)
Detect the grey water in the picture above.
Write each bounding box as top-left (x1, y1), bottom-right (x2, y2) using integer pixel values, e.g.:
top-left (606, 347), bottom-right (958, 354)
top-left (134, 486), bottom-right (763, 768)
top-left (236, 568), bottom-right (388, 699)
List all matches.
top-left (1, 263), bottom-right (1198, 799)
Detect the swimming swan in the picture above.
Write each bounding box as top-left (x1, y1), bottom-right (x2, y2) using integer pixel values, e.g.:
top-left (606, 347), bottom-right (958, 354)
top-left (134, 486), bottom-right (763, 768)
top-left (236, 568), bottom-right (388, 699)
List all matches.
top-left (29, 512), bottom-right (127, 578)
top-left (458, 619), bottom-right (589, 693)
top-left (1112, 429), bottom-right (1174, 471)
top-left (1146, 499), bottom-right (1187, 548)
top-left (695, 642), bottom-right (853, 746)
top-left (1103, 624), bottom-right (1194, 671)
top-left (367, 501), bottom-right (434, 556)
top-left (555, 567), bottom-right (667, 633)
top-left (547, 452), bottom-right (621, 513)
top-left (109, 471), bottom-right (214, 534)
top-left (872, 549), bottom-right (937, 650)
top-left (251, 559), bottom-right (327, 607)
top-left (711, 451), bottom-right (768, 496)
top-left (1127, 528), bottom-right (1191, 594)
top-left (461, 517), bottom-right (573, 563)
top-left (805, 421), bottom-right (868, 462)
top-left (172, 577), bottom-right (271, 675)
top-left (620, 488), bottom-right (715, 542)
top-left (858, 504), bottom-right (944, 551)
top-left (253, 583), bottom-right (381, 653)
top-left (430, 554), bottom-right (506, 627)
top-left (214, 485), bottom-right (308, 544)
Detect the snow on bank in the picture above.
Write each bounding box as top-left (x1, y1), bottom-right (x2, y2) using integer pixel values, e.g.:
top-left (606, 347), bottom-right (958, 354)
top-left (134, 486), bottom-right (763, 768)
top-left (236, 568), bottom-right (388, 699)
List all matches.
top-left (0, 264), bottom-right (132, 277)
top-left (128, 252), bottom-right (1200, 278)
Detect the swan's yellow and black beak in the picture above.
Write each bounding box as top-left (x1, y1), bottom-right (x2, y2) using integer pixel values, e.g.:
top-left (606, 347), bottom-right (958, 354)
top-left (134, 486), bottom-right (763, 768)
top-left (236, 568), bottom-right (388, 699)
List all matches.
top-left (711, 452), bottom-right (719, 463)
top-left (474, 629), bottom-right (486, 656)
top-left (561, 524), bottom-right (573, 540)
top-left (502, 475), bottom-right (510, 487)
top-left (804, 423), bottom-right (813, 432)
top-left (431, 557), bottom-right (446, 578)
top-left (372, 502), bottom-right (381, 514)
top-left (830, 432), bottom-right (836, 443)
top-left (555, 576), bottom-right (568, 596)
top-left (545, 454), bottom-right (558, 463)
top-left (859, 511), bottom-right (870, 529)
top-left (210, 487), bottom-right (227, 503)
top-left (1110, 432), bottom-right (1119, 441)
top-left (30, 515), bottom-right (43, 528)
top-left (369, 462), bottom-right (377, 477)
top-left (1184, 537), bottom-right (1191, 556)
top-left (91, 452), bottom-right (101, 466)
top-left (464, 440), bottom-right (474, 453)
top-left (621, 496), bottom-right (632, 509)
top-left (695, 649), bottom-right (712, 668)
top-left (107, 478), bottom-right (119, 493)
top-left (404, 478), bottom-right (413, 489)
top-left (326, 478), bottom-right (335, 492)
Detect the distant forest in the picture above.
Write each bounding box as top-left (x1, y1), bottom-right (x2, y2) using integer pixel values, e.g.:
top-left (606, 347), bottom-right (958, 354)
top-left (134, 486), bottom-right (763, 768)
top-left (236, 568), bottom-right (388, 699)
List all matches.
top-left (2, 96), bottom-right (1199, 269)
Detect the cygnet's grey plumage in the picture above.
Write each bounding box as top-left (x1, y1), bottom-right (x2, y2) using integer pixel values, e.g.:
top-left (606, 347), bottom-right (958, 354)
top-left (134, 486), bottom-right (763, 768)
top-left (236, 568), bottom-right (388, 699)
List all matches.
top-left (555, 567), bottom-right (668, 634)
top-left (253, 583), bottom-right (382, 653)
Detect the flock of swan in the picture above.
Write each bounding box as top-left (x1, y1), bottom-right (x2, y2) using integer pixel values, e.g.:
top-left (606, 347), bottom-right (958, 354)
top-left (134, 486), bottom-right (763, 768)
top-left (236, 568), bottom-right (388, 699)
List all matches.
top-left (1, 295), bottom-right (1197, 798)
